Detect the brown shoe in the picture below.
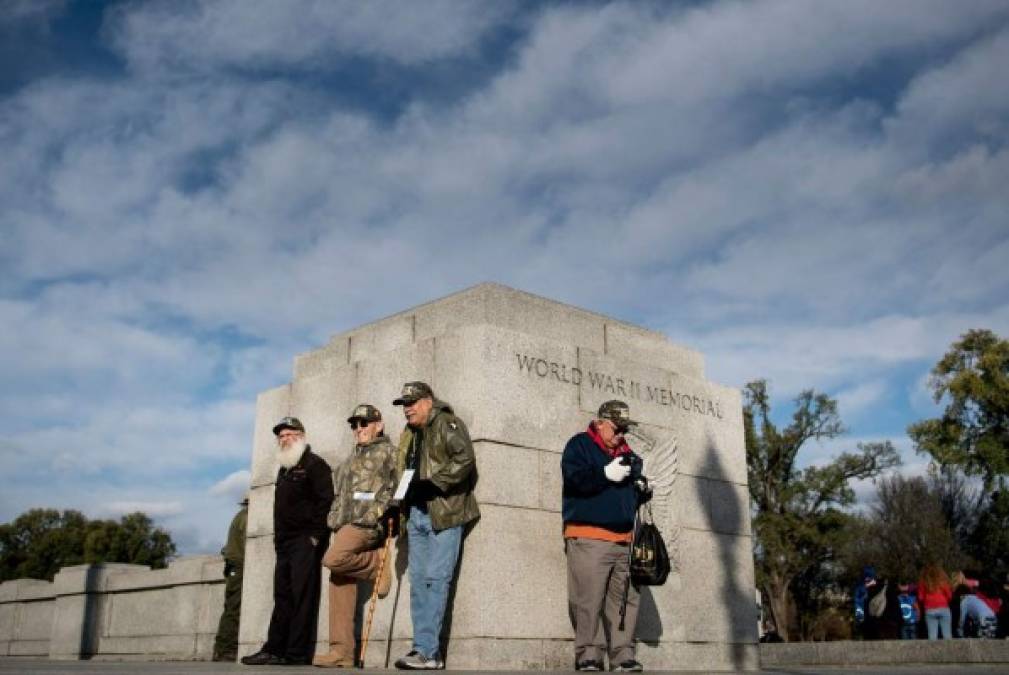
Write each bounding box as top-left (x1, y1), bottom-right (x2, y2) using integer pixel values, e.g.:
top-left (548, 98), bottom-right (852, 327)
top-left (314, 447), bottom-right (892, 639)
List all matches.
top-left (376, 556), bottom-right (393, 599)
top-left (313, 651), bottom-right (355, 668)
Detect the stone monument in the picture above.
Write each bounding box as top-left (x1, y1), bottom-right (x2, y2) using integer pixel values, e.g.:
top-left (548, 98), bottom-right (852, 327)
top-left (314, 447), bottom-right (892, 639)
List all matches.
top-left (239, 283), bottom-right (758, 670)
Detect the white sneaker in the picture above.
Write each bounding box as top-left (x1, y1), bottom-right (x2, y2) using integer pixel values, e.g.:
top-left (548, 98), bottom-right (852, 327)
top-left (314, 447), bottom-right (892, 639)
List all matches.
top-left (395, 650), bottom-right (444, 670)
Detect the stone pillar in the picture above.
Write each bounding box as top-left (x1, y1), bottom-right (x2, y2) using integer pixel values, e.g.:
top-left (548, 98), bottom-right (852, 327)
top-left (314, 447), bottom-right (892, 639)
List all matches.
top-left (240, 283), bottom-right (759, 671)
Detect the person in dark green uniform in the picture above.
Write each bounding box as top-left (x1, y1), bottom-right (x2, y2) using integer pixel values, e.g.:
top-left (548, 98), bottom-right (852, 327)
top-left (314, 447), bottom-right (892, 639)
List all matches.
top-left (213, 493), bottom-right (248, 662)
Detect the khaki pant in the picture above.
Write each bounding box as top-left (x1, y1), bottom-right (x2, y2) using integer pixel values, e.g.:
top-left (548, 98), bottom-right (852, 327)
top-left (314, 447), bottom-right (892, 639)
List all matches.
top-left (321, 525), bottom-right (384, 660)
top-left (566, 537), bottom-right (639, 665)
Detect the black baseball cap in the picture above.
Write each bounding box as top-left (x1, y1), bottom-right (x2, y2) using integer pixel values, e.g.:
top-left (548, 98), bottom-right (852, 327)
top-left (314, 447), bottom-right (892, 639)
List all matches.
top-left (272, 416), bottom-right (305, 435)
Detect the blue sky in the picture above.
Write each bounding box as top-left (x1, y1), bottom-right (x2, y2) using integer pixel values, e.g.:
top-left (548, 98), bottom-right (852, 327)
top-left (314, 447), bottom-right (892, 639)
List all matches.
top-left (2, 0), bottom-right (1008, 554)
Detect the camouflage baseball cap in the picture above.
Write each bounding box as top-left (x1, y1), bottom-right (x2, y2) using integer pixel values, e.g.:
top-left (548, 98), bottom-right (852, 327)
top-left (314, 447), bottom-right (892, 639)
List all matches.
top-left (393, 381), bottom-right (434, 406)
top-left (597, 400), bottom-right (637, 429)
top-left (347, 403), bottom-right (382, 424)
top-left (272, 416), bottom-right (305, 435)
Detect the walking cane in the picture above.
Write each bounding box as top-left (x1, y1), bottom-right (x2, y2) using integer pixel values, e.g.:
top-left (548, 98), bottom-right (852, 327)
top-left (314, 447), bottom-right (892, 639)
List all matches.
top-left (619, 505), bottom-right (640, 631)
top-left (359, 517), bottom-right (395, 668)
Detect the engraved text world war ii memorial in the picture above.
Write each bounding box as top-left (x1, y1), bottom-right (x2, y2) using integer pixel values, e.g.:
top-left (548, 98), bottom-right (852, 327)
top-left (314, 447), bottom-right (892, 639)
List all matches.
top-left (240, 283), bottom-right (758, 670)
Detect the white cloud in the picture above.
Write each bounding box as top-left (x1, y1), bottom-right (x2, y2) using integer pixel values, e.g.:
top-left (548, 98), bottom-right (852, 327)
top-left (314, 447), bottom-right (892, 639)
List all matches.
top-left (889, 25), bottom-right (1009, 153)
top-left (2, 0), bottom-right (1008, 552)
top-left (836, 380), bottom-right (888, 421)
top-left (210, 469), bottom-right (251, 501)
top-left (680, 307), bottom-right (1009, 398)
top-left (108, 0), bottom-right (509, 72)
top-left (1, 0), bottom-right (68, 26)
top-left (104, 501), bottom-right (185, 518)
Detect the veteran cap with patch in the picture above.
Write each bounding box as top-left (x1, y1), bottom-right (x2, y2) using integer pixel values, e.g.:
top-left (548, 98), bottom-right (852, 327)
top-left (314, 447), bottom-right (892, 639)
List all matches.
top-left (347, 403), bottom-right (382, 424)
top-left (393, 381), bottom-right (434, 406)
top-left (272, 416), bottom-right (305, 435)
top-left (597, 400), bottom-right (637, 430)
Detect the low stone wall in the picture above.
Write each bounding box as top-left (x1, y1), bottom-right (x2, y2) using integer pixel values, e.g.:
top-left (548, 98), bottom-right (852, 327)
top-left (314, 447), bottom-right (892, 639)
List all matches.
top-left (0, 556), bottom-right (224, 661)
top-left (761, 639), bottom-right (1009, 666)
top-left (0, 579), bottom-right (54, 656)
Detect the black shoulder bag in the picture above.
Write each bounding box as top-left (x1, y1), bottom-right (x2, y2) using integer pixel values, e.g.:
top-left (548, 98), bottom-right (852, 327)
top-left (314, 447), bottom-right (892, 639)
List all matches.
top-left (618, 483), bottom-right (671, 630)
top-left (631, 501), bottom-right (670, 586)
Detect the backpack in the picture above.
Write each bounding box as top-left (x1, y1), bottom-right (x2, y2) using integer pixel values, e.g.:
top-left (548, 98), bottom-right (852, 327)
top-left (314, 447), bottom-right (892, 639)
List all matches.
top-left (630, 502), bottom-right (670, 586)
top-left (868, 582), bottom-right (888, 618)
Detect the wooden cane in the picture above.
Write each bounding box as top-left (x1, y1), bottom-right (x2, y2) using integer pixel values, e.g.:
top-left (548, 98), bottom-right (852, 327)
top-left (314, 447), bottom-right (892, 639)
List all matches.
top-left (359, 518), bottom-right (395, 668)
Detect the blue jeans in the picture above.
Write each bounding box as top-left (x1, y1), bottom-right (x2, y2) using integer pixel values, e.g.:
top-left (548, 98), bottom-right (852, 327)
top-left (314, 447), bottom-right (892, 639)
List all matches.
top-left (899, 623), bottom-right (916, 640)
top-left (407, 508), bottom-right (463, 659)
top-left (925, 607), bottom-right (951, 640)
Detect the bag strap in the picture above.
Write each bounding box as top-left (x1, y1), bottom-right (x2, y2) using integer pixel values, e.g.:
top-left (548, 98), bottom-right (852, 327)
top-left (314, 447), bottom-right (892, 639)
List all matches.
top-left (638, 500), bottom-right (654, 525)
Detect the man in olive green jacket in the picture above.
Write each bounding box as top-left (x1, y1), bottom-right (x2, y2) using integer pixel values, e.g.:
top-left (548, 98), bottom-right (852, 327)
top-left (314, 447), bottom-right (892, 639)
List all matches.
top-left (392, 382), bottom-right (479, 670)
top-left (213, 495), bottom-right (248, 661)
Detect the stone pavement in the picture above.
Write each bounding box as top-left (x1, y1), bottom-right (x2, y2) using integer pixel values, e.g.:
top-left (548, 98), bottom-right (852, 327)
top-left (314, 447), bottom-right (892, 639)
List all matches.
top-left (3, 661), bottom-right (1009, 675)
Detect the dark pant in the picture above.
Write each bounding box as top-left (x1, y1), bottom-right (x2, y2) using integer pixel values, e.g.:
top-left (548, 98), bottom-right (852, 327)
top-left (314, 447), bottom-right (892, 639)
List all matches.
top-left (213, 565), bottom-right (243, 658)
top-left (264, 534), bottom-right (328, 661)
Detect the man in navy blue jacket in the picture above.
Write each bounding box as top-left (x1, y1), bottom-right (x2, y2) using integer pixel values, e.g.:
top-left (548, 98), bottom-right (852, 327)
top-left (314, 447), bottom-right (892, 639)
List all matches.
top-left (562, 400), bottom-right (647, 672)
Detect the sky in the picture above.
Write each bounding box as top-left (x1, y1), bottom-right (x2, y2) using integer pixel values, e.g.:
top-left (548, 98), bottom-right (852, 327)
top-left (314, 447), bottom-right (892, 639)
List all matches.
top-left (2, 0), bottom-right (1008, 554)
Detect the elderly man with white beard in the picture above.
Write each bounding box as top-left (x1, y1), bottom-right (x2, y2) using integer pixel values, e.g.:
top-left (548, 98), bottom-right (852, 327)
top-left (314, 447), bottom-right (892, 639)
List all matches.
top-left (242, 417), bottom-right (334, 666)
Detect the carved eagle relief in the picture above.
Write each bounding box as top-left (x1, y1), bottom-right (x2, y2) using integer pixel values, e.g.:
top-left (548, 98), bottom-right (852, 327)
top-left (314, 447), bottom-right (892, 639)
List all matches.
top-left (626, 426), bottom-right (681, 572)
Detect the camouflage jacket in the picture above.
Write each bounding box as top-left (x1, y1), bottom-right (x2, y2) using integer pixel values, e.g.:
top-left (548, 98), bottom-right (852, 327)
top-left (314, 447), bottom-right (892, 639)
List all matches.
top-left (220, 505), bottom-right (247, 567)
top-left (327, 435), bottom-right (398, 530)
top-left (396, 399), bottom-right (480, 532)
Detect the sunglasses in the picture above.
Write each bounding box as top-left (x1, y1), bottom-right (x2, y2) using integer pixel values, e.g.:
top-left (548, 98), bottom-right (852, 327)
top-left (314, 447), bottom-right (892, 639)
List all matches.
top-left (349, 420), bottom-right (372, 430)
top-left (604, 419), bottom-right (629, 435)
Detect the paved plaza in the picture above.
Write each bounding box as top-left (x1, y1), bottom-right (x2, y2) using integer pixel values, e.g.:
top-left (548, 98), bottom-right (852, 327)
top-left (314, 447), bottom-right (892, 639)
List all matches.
top-left (2, 660), bottom-right (1009, 675)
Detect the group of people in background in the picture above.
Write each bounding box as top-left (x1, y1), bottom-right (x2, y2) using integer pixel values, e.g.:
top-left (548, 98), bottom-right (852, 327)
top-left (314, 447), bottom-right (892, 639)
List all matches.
top-left (854, 564), bottom-right (1009, 640)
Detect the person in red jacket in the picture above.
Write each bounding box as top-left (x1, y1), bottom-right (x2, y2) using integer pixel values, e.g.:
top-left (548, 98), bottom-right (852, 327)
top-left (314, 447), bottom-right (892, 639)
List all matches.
top-left (917, 564), bottom-right (953, 640)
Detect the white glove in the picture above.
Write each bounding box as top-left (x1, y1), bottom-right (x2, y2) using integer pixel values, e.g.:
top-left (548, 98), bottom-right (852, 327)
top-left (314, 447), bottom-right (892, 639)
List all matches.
top-left (604, 457), bottom-right (631, 483)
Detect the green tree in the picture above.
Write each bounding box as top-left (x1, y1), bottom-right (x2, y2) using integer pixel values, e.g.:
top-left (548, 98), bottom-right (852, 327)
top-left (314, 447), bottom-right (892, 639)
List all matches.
top-left (745, 380), bottom-right (900, 641)
top-left (969, 490), bottom-right (1009, 575)
top-left (856, 474), bottom-right (967, 582)
top-left (0, 508), bottom-right (176, 582)
top-left (929, 465), bottom-right (983, 553)
top-left (908, 329), bottom-right (1009, 491)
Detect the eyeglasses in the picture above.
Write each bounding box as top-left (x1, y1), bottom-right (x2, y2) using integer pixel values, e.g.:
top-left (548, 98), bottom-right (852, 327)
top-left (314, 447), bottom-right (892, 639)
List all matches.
top-left (349, 420), bottom-right (371, 430)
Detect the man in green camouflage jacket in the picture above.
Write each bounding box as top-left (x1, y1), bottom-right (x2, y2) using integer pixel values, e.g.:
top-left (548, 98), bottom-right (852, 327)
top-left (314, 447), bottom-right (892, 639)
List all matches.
top-left (313, 404), bottom-right (398, 668)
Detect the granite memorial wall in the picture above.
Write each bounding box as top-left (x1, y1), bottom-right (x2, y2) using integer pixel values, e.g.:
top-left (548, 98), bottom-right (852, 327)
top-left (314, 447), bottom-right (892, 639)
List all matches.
top-left (240, 283), bottom-right (758, 671)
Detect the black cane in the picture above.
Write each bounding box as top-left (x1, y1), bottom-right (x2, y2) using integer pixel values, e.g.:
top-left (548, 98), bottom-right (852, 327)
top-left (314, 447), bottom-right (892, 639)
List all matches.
top-left (619, 505), bottom-right (640, 631)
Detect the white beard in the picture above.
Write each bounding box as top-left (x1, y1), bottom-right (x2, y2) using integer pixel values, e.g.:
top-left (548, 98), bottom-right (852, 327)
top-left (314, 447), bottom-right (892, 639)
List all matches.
top-left (277, 439), bottom-right (307, 469)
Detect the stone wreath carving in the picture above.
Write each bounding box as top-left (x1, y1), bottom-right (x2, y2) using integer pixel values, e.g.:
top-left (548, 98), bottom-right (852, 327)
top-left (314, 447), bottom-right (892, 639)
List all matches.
top-left (625, 426), bottom-right (681, 573)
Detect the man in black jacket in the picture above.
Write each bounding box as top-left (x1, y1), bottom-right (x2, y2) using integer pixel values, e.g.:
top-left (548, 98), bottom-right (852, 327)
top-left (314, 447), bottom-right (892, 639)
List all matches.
top-left (243, 417), bottom-right (333, 666)
top-left (562, 400), bottom-right (646, 673)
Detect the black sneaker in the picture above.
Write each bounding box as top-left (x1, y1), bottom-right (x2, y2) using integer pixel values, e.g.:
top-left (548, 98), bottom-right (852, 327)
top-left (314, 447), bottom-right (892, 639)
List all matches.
top-left (612, 659), bottom-right (643, 672)
top-left (576, 660), bottom-right (604, 672)
top-left (241, 649), bottom-right (285, 665)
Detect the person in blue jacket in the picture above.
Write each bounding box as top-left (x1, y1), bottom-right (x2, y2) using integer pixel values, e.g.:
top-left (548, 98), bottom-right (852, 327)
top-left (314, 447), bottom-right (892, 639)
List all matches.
top-left (853, 565), bottom-right (875, 637)
top-left (562, 400), bottom-right (649, 672)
